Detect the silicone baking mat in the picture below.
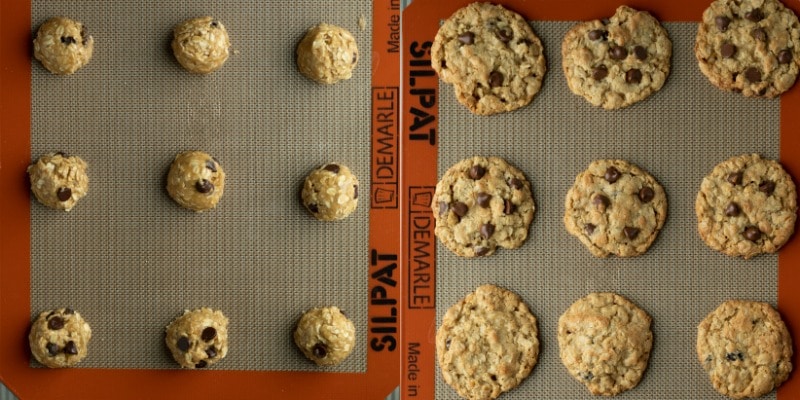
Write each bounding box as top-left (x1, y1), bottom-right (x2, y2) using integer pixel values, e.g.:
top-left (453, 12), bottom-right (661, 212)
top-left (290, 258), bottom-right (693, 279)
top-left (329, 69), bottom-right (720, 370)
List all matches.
top-left (401, 0), bottom-right (800, 399)
top-left (1, 0), bottom-right (402, 398)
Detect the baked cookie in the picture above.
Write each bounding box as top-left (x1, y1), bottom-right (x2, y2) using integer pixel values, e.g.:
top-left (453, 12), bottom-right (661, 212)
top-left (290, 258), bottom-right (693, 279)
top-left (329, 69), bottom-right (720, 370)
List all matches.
top-left (294, 306), bottom-right (356, 366)
top-left (431, 2), bottom-right (547, 115)
top-left (301, 163), bottom-right (359, 221)
top-left (696, 154), bottom-right (797, 259)
top-left (432, 156), bottom-right (535, 258)
top-left (557, 293), bottom-right (653, 396)
top-left (561, 6), bottom-right (672, 110)
top-left (697, 300), bottom-right (793, 398)
top-left (165, 308), bottom-right (229, 369)
top-left (695, 0), bottom-right (800, 98)
top-left (166, 151), bottom-right (225, 212)
top-left (33, 17), bottom-right (94, 75)
top-left (172, 17), bottom-right (231, 74)
top-left (296, 23), bottom-right (359, 84)
top-left (28, 308), bottom-right (91, 368)
top-left (436, 284), bottom-right (539, 400)
top-left (564, 159), bottom-right (667, 257)
top-left (28, 152), bottom-right (89, 211)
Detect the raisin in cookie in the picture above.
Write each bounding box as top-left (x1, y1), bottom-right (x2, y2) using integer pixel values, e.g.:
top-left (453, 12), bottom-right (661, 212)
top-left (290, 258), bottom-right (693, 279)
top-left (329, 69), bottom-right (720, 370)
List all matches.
top-left (697, 300), bottom-right (793, 398)
top-left (696, 154), bottom-right (797, 259)
top-left (166, 151), bottom-right (225, 212)
top-left (172, 17), bottom-right (231, 74)
top-left (561, 6), bottom-right (672, 110)
top-left (294, 306), bottom-right (356, 366)
top-left (432, 156), bottom-right (535, 258)
top-left (29, 308), bottom-right (91, 368)
top-left (437, 284), bottom-right (539, 400)
top-left (564, 159), bottom-right (667, 257)
top-left (165, 308), bottom-right (229, 369)
top-left (431, 2), bottom-right (546, 115)
top-left (695, 0), bottom-right (800, 98)
top-left (33, 17), bottom-right (94, 75)
top-left (558, 293), bottom-right (653, 396)
top-left (296, 23), bottom-right (359, 84)
top-left (28, 152), bottom-right (89, 211)
top-left (301, 163), bottom-right (359, 221)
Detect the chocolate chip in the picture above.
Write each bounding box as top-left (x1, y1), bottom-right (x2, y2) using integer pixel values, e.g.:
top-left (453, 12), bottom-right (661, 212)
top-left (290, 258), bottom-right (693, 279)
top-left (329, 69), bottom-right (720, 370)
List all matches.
top-left (593, 194), bottom-right (610, 209)
top-left (584, 223), bottom-right (596, 235)
top-left (474, 246), bottom-right (489, 256)
top-left (778, 50), bottom-right (792, 64)
top-left (438, 201), bottom-right (448, 216)
top-left (715, 16), bottom-right (731, 31)
top-left (745, 8), bottom-right (764, 22)
top-left (588, 30), bottom-right (607, 41)
top-left (745, 67), bottom-right (761, 82)
top-left (323, 164), bottom-right (340, 173)
top-left (759, 180), bottom-right (775, 195)
top-left (725, 203), bottom-right (741, 217)
top-left (601, 18), bottom-right (610, 25)
top-left (210, 21), bottom-right (219, 28)
top-left (458, 32), bottom-right (475, 45)
top-left (489, 71), bottom-right (503, 88)
top-left (721, 42), bottom-right (736, 58)
top-left (195, 179), bottom-right (214, 194)
top-left (308, 203), bottom-right (319, 213)
top-left (177, 336), bottom-right (190, 352)
top-left (503, 199), bottom-right (516, 215)
top-left (508, 178), bottom-right (523, 190)
top-left (592, 65), bottom-right (608, 80)
top-left (452, 202), bottom-right (468, 217)
top-left (469, 165), bottom-right (486, 180)
top-left (48, 316), bottom-right (64, 330)
top-left (726, 352), bottom-right (744, 361)
top-left (480, 223), bottom-right (495, 239)
top-left (623, 227), bottom-right (640, 240)
top-left (626, 69), bottom-right (642, 84)
top-left (609, 46), bottom-right (628, 60)
top-left (201, 327), bottom-right (217, 342)
top-left (495, 29), bottom-right (512, 43)
top-left (441, 59), bottom-right (447, 69)
top-left (195, 360), bottom-right (207, 368)
top-left (206, 346), bottom-right (217, 358)
top-left (205, 160), bottom-right (217, 172)
top-left (46, 343), bottom-right (59, 356)
top-left (744, 226), bottom-right (762, 242)
top-left (751, 28), bottom-right (767, 42)
top-left (60, 36), bottom-right (76, 45)
top-left (56, 187), bottom-right (72, 202)
top-left (634, 45), bottom-right (647, 60)
top-left (312, 343), bottom-right (328, 358)
top-left (604, 167), bottom-right (621, 183)
top-left (353, 185), bottom-right (358, 199)
top-left (581, 371), bottom-right (594, 381)
top-left (64, 341), bottom-right (78, 355)
top-left (476, 192), bottom-right (491, 208)
top-left (638, 187), bottom-right (654, 203)
top-left (727, 171), bottom-right (743, 185)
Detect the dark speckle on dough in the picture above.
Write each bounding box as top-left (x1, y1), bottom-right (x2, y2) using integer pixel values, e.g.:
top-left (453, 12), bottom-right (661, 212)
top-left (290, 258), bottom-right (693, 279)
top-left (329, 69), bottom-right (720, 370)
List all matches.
top-left (726, 351), bottom-right (745, 361)
top-left (60, 36), bottom-right (76, 45)
top-left (495, 28), bottom-right (512, 43)
top-left (195, 360), bottom-right (207, 368)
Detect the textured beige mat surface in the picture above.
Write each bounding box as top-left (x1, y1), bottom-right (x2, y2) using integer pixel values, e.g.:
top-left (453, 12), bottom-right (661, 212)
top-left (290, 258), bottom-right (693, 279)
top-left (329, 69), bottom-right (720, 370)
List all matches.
top-left (435, 21), bottom-right (780, 398)
top-left (31, 0), bottom-right (371, 372)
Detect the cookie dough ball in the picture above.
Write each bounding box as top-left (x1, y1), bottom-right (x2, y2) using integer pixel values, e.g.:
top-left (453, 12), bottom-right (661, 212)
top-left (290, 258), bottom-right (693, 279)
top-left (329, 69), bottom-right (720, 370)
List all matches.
top-left (296, 23), bottom-right (359, 84)
top-left (301, 163), bottom-right (359, 221)
top-left (165, 308), bottom-right (229, 369)
top-left (28, 152), bottom-right (89, 211)
top-left (294, 306), bottom-right (356, 366)
top-left (33, 17), bottom-right (94, 75)
top-left (166, 151), bottom-right (225, 212)
top-left (171, 17), bottom-right (231, 74)
top-left (28, 308), bottom-right (91, 368)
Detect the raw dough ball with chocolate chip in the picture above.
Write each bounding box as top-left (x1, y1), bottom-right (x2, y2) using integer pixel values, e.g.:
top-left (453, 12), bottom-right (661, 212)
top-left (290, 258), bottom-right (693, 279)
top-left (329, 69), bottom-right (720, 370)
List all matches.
top-left (28, 152), bottom-right (89, 211)
top-left (172, 17), bottom-right (231, 74)
top-left (166, 151), bottom-right (225, 212)
top-left (33, 17), bottom-right (94, 75)
top-left (165, 308), bottom-right (229, 369)
top-left (296, 23), bottom-right (359, 84)
top-left (28, 308), bottom-right (91, 368)
top-left (294, 306), bottom-right (355, 366)
top-left (301, 163), bottom-right (359, 221)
